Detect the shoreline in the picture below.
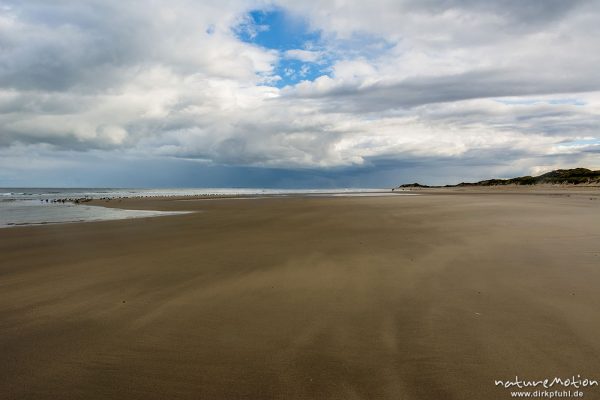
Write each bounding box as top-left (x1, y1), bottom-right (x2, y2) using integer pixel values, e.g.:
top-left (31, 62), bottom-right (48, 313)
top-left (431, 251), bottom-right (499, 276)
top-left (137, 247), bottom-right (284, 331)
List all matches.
top-left (0, 190), bottom-right (405, 229)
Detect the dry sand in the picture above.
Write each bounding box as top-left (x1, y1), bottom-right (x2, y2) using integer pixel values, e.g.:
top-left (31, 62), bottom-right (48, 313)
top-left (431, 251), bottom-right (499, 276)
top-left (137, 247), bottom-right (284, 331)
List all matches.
top-left (2, 189), bottom-right (600, 399)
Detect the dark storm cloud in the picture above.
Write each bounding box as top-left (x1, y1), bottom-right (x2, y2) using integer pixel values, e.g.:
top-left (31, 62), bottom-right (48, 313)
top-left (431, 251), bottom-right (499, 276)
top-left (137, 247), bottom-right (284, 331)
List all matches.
top-left (0, 2), bottom-right (148, 92)
top-left (409, 0), bottom-right (588, 25)
top-left (286, 69), bottom-right (600, 113)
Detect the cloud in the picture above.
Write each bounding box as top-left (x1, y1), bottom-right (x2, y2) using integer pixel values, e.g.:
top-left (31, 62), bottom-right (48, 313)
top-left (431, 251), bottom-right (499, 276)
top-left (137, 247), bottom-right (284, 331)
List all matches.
top-left (283, 49), bottom-right (323, 62)
top-left (0, 0), bottom-right (599, 187)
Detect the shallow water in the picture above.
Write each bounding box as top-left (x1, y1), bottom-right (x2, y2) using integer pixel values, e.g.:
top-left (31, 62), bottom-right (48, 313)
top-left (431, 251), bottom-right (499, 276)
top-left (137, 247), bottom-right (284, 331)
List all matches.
top-left (0, 200), bottom-right (189, 228)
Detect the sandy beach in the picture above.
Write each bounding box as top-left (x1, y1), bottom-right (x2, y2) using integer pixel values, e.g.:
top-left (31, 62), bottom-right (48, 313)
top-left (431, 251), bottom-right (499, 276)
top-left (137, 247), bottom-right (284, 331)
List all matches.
top-left (2, 189), bottom-right (600, 399)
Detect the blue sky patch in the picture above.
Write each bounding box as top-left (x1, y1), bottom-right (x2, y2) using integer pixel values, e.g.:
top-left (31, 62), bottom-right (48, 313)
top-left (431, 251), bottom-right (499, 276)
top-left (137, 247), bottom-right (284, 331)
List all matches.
top-left (559, 138), bottom-right (600, 147)
top-left (495, 97), bottom-right (586, 106)
top-left (234, 8), bottom-right (332, 87)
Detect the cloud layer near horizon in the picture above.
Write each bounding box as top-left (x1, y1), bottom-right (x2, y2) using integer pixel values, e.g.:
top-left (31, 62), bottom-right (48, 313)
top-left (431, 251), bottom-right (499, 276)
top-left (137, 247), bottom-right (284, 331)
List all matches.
top-left (1, 0), bottom-right (599, 186)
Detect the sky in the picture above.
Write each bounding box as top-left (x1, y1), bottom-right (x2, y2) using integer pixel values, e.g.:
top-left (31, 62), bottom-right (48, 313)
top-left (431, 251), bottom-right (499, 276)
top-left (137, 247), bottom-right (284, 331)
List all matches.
top-left (1, 0), bottom-right (599, 188)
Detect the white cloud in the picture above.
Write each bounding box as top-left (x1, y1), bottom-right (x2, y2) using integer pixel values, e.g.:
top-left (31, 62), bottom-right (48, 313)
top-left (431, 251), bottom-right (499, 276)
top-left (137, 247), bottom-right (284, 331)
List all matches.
top-left (0, 0), bottom-right (599, 186)
top-left (283, 49), bottom-right (323, 62)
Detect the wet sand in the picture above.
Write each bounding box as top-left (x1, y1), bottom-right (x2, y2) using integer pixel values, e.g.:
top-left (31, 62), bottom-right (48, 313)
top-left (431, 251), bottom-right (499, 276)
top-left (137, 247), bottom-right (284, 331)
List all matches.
top-left (2, 190), bottom-right (600, 399)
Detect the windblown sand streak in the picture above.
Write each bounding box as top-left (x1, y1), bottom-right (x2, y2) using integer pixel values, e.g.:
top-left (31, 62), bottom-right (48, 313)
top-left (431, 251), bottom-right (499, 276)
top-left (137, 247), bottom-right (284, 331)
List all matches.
top-left (1, 190), bottom-right (600, 399)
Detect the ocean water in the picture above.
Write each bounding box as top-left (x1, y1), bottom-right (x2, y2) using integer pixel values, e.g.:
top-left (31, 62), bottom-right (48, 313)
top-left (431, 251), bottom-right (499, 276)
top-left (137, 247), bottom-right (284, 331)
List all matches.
top-left (0, 188), bottom-right (396, 228)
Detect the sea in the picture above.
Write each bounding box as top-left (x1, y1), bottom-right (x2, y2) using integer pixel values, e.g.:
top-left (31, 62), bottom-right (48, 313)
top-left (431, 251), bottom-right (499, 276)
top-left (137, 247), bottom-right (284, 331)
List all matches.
top-left (0, 188), bottom-right (401, 228)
